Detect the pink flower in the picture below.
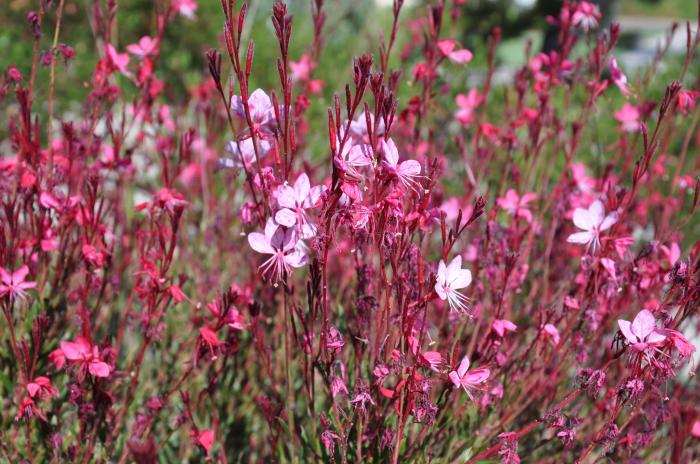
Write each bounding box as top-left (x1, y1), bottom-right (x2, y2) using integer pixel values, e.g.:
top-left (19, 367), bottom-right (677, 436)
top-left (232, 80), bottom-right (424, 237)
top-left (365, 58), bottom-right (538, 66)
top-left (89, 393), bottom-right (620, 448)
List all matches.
top-left (492, 319), bottom-right (517, 337)
top-left (543, 323), bottom-right (560, 345)
top-left (348, 111), bottom-right (385, 143)
top-left (173, 0), bottom-right (197, 18)
top-left (692, 420), bottom-right (700, 437)
top-left (657, 328), bottom-right (696, 357)
top-left (248, 219), bottom-right (308, 283)
top-left (448, 355), bottom-right (490, 400)
top-left (334, 139), bottom-right (373, 180)
top-left (609, 56), bottom-right (633, 97)
top-left (127, 36), bottom-right (157, 58)
top-left (59, 337), bottom-right (112, 378)
top-left (455, 89), bottom-right (482, 125)
top-left (191, 429), bottom-right (214, 458)
top-left (497, 189), bottom-right (537, 224)
top-left (570, 162), bottom-right (595, 193)
top-left (27, 376), bottom-right (58, 399)
top-left (381, 138), bottom-right (421, 190)
top-left (0, 265), bottom-right (37, 301)
top-left (614, 103), bottom-right (641, 133)
top-left (221, 138), bottom-right (272, 170)
top-left (230, 89), bottom-right (278, 138)
top-left (572, 2), bottom-right (601, 31)
top-left (437, 39), bottom-right (473, 64)
top-left (435, 256), bottom-right (472, 313)
top-left (677, 88), bottom-right (699, 114)
top-left (567, 200), bottom-right (618, 252)
top-left (617, 309), bottom-right (666, 353)
top-left (290, 54), bottom-right (314, 82)
top-left (274, 173), bottom-right (326, 238)
top-left (106, 44), bottom-right (132, 78)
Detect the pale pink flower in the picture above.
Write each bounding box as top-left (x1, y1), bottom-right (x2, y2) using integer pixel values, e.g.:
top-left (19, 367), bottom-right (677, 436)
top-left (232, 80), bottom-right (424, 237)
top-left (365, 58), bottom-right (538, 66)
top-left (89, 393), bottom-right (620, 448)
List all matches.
top-left (614, 103), bottom-right (641, 133)
top-left (455, 89), bottom-right (482, 125)
top-left (274, 173), bottom-right (326, 238)
top-left (334, 139), bottom-right (373, 179)
top-left (618, 310), bottom-right (666, 354)
top-left (348, 111), bottom-right (385, 142)
top-left (609, 56), bottom-right (633, 97)
top-left (567, 200), bottom-right (618, 252)
top-left (497, 189), bottom-right (536, 223)
top-left (381, 138), bottom-right (421, 190)
top-left (0, 265), bottom-right (36, 301)
top-left (435, 256), bottom-right (472, 313)
top-left (572, 2), bottom-right (600, 31)
top-left (221, 138), bottom-right (272, 170)
top-left (570, 162), bottom-right (596, 193)
top-left (248, 219), bottom-right (308, 283)
top-left (127, 36), bottom-right (157, 58)
top-left (492, 319), bottom-right (517, 337)
top-left (437, 39), bottom-right (473, 64)
top-left (544, 323), bottom-right (560, 345)
top-left (449, 355), bottom-right (490, 400)
top-left (60, 337), bottom-right (112, 378)
top-left (173, 0), bottom-right (197, 18)
top-left (230, 89), bottom-right (278, 138)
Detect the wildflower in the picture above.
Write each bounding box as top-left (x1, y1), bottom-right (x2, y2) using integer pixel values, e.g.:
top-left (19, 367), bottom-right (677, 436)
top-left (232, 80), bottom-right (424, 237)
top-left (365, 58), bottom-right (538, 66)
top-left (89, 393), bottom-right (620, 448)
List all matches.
top-left (274, 173), bottom-right (326, 239)
top-left (350, 382), bottom-right (375, 415)
top-left (454, 89), bottom-right (482, 126)
top-left (220, 138), bottom-right (272, 170)
top-left (434, 256), bottom-right (472, 313)
top-left (677, 88), bottom-right (699, 114)
top-left (449, 355), bottom-right (489, 401)
top-left (334, 139), bottom-right (373, 180)
top-left (658, 328), bottom-right (696, 357)
top-left (59, 337), bottom-right (112, 378)
top-left (106, 44), bottom-right (132, 78)
top-left (0, 265), bottom-right (37, 301)
top-left (16, 396), bottom-right (46, 421)
top-left (492, 319), bottom-right (517, 337)
top-left (247, 219), bottom-right (308, 283)
top-left (190, 429), bottom-right (214, 459)
top-left (381, 138), bottom-right (422, 190)
top-left (614, 103), bottom-right (641, 133)
top-left (230, 89), bottom-right (277, 138)
top-left (567, 200), bottom-right (618, 252)
top-left (290, 54), bottom-right (314, 82)
top-left (609, 56), bottom-right (633, 97)
top-left (437, 39), bottom-right (473, 64)
top-left (571, 2), bottom-right (601, 31)
top-left (543, 323), bottom-right (560, 345)
top-left (497, 189), bottom-right (537, 224)
top-left (348, 111), bottom-right (385, 142)
top-left (173, 0), bottom-right (197, 18)
top-left (617, 309), bottom-right (666, 353)
top-left (27, 376), bottom-right (59, 399)
top-left (127, 36), bottom-right (157, 58)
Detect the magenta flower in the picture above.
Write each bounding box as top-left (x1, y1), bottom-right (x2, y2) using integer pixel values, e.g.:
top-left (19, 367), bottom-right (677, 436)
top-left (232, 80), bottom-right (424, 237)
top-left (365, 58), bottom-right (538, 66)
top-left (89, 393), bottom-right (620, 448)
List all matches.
top-left (618, 309), bottom-right (666, 353)
top-left (334, 139), bottom-right (373, 180)
top-left (543, 323), bottom-right (560, 345)
top-left (435, 256), bottom-right (472, 313)
top-left (59, 337), bottom-right (112, 378)
top-left (248, 219), bottom-right (308, 283)
top-left (497, 189), bottom-right (537, 224)
top-left (0, 265), bottom-right (37, 301)
top-left (572, 2), bottom-right (601, 31)
top-left (567, 200), bottom-right (618, 252)
top-left (274, 173), bottom-right (326, 238)
top-left (381, 138), bottom-right (421, 190)
top-left (106, 44), bottom-right (132, 78)
top-left (609, 56), bottom-right (633, 97)
top-left (449, 355), bottom-right (490, 400)
top-left (614, 103), bottom-right (641, 133)
top-left (230, 89), bottom-right (277, 138)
